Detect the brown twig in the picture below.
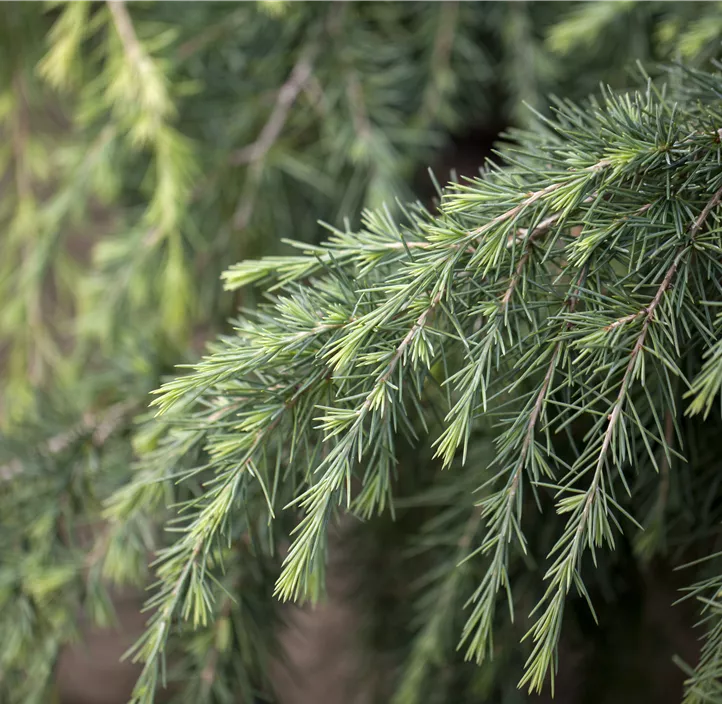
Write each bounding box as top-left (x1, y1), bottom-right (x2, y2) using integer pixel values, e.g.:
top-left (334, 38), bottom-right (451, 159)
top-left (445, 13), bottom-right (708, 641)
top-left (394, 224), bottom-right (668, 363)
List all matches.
top-left (231, 48), bottom-right (316, 230)
top-left (506, 211), bottom-right (564, 249)
top-left (469, 161), bottom-right (607, 241)
top-left (386, 207), bottom-right (563, 258)
top-left (357, 290), bottom-right (444, 416)
top-left (378, 291), bottom-right (443, 388)
top-left (503, 264), bottom-right (589, 514)
top-left (107, 1), bottom-right (146, 69)
top-left (157, 374), bottom-right (321, 624)
top-left (593, 251), bottom-right (685, 496)
top-left (468, 159), bottom-right (610, 244)
top-left (462, 270), bottom-right (591, 645)
top-left (177, 12), bottom-right (244, 60)
top-left (11, 74), bottom-right (30, 199)
top-left (689, 183), bottom-right (722, 237)
top-left (230, 50), bottom-right (316, 167)
top-left (501, 218), bottom-right (558, 309)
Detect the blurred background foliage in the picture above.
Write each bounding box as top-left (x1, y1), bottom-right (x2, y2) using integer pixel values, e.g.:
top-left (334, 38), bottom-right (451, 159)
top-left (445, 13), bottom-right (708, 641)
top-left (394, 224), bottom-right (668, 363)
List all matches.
top-left (1, 2), bottom-right (722, 703)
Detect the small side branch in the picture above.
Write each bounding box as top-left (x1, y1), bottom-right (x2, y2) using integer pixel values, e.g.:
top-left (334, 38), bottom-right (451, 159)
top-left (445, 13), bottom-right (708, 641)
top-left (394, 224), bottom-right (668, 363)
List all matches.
top-left (231, 48), bottom-right (316, 229)
top-left (690, 183), bottom-right (722, 237)
top-left (378, 290), bottom-right (443, 388)
top-left (359, 290), bottom-right (444, 415)
top-left (500, 210), bottom-right (566, 309)
top-left (469, 159), bottom-right (610, 240)
top-left (230, 49), bottom-right (316, 167)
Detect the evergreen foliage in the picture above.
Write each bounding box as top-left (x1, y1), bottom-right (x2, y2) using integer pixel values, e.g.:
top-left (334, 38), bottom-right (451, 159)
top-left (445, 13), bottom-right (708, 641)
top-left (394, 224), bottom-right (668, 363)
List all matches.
top-left (126, 62), bottom-right (722, 703)
top-left (4, 3), bottom-right (722, 704)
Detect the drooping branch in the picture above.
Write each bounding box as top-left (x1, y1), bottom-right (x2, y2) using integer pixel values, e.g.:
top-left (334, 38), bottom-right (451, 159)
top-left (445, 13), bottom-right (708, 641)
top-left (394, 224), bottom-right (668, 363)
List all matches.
top-left (521, 182), bottom-right (722, 691)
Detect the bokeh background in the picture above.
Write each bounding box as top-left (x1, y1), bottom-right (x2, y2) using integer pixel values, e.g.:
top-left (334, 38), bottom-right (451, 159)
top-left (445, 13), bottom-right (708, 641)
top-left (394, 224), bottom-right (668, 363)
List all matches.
top-left (1, 2), bottom-right (721, 703)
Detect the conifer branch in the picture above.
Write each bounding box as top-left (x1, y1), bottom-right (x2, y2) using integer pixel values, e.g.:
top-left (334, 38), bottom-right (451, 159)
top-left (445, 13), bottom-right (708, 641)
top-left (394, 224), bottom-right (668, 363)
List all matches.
top-left (468, 159), bottom-right (610, 240)
top-left (376, 290), bottom-right (444, 391)
top-left (461, 264), bottom-right (588, 663)
top-left (12, 7), bottom-right (722, 704)
top-left (521, 181), bottom-right (722, 691)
